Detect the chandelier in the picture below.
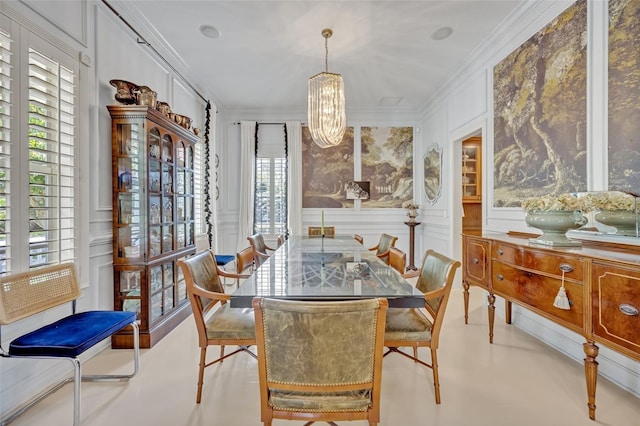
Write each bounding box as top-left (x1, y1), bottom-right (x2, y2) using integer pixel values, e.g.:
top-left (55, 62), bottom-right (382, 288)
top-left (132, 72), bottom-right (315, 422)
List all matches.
top-left (308, 28), bottom-right (346, 148)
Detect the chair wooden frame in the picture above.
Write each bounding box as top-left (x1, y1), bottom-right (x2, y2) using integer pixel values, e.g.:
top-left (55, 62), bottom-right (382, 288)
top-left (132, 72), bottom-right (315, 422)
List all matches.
top-left (383, 249), bottom-right (460, 404)
top-left (177, 249), bottom-right (256, 403)
top-left (368, 233), bottom-right (398, 264)
top-left (253, 297), bottom-right (388, 426)
top-left (388, 246), bottom-right (407, 274)
top-left (354, 234), bottom-right (364, 244)
top-left (247, 233), bottom-right (277, 267)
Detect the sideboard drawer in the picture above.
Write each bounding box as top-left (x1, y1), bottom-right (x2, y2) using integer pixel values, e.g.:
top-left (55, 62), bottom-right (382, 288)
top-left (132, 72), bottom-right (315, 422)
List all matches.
top-left (464, 236), bottom-right (491, 289)
top-left (592, 262), bottom-right (640, 357)
top-left (492, 243), bottom-right (584, 282)
top-left (493, 261), bottom-right (584, 330)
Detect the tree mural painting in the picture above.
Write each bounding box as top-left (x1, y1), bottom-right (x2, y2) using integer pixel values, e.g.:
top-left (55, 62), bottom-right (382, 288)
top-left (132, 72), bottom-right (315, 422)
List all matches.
top-left (302, 126), bottom-right (355, 208)
top-left (361, 127), bottom-right (413, 208)
top-left (609, 0), bottom-right (640, 191)
top-left (493, 0), bottom-right (587, 207)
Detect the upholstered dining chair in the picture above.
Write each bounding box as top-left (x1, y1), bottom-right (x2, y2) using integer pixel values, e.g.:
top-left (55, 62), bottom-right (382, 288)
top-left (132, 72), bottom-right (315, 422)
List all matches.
top-left (388, 246), bottom-right (407, 274)
top-left (308, 226), bottom-right (336, 238)
top-left (177, 249), bottom-right (256, 403)
top-left (235, 246), bottom-right (255, 288)
top-left (247, 233), bottom-right (277, 267)
top-left (253, 297), bottom-right (388, 426)
top-left (368, 233), bottom-right (398, 264)
top-left (383, 249), bottom-right (460, 404)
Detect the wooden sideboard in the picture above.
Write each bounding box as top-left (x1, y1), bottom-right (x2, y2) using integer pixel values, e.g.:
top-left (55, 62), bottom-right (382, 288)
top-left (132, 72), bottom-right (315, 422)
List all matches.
top-left (462, 232), bottom-right (640, 420)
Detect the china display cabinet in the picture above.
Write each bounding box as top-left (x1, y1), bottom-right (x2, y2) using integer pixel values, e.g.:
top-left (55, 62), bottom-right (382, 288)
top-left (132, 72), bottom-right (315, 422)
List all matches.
top-left (108, 105), bottom-right (198, 348)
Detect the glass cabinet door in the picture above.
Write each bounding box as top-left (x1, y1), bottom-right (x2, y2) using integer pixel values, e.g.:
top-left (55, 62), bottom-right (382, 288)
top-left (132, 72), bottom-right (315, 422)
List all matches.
top-left (462, 139), bottom-right (481, 202)
top-left (114, 122), bottom-right (144, 261)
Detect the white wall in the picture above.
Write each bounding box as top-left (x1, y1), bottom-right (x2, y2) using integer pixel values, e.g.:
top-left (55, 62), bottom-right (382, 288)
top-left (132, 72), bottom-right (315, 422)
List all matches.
top-left (0, 0), bottom-right (209, 417)
top-left (416, 0), bottom-right (640, 398)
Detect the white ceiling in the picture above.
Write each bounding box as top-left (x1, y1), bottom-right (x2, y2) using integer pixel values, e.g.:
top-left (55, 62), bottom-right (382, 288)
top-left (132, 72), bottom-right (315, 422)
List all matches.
top-left (111, 1), bottom-right (526, 115)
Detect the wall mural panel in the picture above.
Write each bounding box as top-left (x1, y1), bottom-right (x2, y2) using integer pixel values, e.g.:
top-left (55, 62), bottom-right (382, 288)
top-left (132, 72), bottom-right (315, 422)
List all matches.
top-left (493, 0), bottom-right (587, 207)
top-left (361, 126), bottom-right (414, 208)
top-left (608, 0), bottom-right (640, 191)
top-left (302, 126), bottom-right (355, 208)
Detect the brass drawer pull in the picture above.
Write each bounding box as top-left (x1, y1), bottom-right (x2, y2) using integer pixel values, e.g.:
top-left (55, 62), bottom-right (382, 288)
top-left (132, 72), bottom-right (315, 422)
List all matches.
top-left (496, 274), bottom-right (504, 281)
top-left (497, 249), bottom-right (503, 255)
top-left (472, 258), bottom-right (479, 264)
top-left (619, 304), bottom-right (639, 317)
top-left (559, 264), bottom-right (573, 273)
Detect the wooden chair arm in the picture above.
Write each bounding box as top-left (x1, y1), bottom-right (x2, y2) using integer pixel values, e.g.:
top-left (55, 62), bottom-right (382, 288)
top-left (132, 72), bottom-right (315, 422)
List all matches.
top-left (191, 283), bottom-right (231, 302)
top-left (376, 250), bottom-right (391, 261)
top-left (423, 286), bottom-right (446, 302)
top-left (254, 250), bottom-right (270, 259)
top-left (217, 269), bottom-right (251, 280)
top-left (367, 244), bottom-right (379, 252)
top-left (402, 270), bottom-right (420, 279)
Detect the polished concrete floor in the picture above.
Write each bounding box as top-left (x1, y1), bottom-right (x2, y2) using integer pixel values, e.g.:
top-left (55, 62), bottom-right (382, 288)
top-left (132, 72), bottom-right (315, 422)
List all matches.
top-left (9, 288), bottom-right (640, 426)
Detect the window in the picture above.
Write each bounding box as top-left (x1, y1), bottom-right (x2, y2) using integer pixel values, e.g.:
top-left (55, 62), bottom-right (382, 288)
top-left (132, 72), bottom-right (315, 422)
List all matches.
top-left (253, 124), bottom-right (287, 237)
top-left (0, 23), bottom-right (78, 274)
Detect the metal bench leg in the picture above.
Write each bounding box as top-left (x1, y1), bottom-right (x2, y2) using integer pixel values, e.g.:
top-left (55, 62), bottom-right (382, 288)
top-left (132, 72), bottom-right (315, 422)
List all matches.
top-left (82, 322), bottom-right (140, 381)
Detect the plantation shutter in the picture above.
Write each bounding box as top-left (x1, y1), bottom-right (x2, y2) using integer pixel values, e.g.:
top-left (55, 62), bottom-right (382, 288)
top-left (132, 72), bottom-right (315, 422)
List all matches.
top-left (0, 30), bottom-right (12, 273)
top-left (28, 47), bottom-right (76, 268)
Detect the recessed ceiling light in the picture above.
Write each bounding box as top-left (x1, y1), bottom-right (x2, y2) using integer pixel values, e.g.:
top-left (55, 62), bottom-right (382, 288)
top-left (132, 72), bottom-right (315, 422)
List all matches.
top-left (200, 25), bottom-right (221, 39)
top-left (431, 26), bottom-right (453, 41)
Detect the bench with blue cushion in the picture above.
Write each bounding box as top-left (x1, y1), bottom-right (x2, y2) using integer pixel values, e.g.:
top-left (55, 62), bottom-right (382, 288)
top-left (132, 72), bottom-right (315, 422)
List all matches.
top-left (0, 263), bottom-right (139, 426)
top-left (214, 254), bottom-right (235, 267)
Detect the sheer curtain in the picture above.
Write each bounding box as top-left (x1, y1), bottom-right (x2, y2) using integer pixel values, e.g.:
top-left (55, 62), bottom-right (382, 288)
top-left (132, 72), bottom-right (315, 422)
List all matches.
top-left (237, 121), bottom-right (256, 251)
top-left (286, 121), bottom-right (303, 236)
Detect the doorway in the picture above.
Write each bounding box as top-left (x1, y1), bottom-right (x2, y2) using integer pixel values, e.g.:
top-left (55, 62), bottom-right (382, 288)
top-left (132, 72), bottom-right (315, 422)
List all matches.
top-left (461, 136), bottom-right (483, 235)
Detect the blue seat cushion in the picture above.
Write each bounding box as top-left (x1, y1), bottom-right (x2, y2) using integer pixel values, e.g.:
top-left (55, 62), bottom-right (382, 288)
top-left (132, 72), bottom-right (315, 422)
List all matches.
top-left (215, 254), bottom-right (235, 266)
top-left (9, 311), bottom-right (136, 358)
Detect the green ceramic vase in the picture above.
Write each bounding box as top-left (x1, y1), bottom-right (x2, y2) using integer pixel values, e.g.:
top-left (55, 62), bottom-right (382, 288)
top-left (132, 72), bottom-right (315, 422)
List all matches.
top-left (525, 210), bottom-right (587, 247)
top-left (595, 210), bottom-right (638, 236)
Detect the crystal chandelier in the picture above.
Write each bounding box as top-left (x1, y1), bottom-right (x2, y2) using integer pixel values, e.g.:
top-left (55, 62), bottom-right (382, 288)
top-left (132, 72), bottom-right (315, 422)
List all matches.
top-left (308, 28), bottom-right (346, 148)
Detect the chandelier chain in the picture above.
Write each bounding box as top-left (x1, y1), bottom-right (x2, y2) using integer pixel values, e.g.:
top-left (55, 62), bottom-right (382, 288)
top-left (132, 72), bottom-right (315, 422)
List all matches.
top-left (325, 35), bottom-right (329, 72)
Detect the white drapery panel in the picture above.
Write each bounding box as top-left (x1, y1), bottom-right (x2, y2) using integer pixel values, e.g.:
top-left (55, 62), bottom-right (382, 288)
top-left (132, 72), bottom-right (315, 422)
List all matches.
top-left (286, 121), bottom-right (303, 236)
top-left (238, 121), bottom-right (256, 251)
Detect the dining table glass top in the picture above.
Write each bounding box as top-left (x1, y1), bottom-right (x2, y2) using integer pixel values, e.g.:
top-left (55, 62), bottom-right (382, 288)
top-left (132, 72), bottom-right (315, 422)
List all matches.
top-left (230, 235), bottom-right (424, 308)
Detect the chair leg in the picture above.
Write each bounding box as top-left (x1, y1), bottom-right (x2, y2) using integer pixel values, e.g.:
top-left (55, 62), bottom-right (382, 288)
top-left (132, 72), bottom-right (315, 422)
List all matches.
top-left (220, 344), bottom-right (225, 361)
top-left (72, 358), bottom-right (82, 426)
top-left (431, 348), bottom-right (441, 404)
top-left (197, 347), bottom-right (207, 403)
top-left (413, 346), bottom-right (418, 360)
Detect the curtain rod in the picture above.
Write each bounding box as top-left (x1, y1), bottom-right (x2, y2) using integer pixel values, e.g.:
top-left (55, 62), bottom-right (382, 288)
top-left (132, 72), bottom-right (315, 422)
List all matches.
top-left (233, 122), bottom-right (307, 125)
top-left (101, 0), bottom-right (208, 104)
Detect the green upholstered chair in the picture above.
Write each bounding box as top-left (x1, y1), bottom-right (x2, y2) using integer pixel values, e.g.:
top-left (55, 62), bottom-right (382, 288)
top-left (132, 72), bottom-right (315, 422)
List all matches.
top-left (253, 297), bottom-right (388, 426)
top-left (177, 249), bottom-right (255, 403)
top-left (247, 233), bottom-right (277, 267)
top-left (384, 249), bottom-right (460, 404)
top-left (388, 246), bottom-right (407, 274)
top-left (368, 233), bottom-right (398, 264)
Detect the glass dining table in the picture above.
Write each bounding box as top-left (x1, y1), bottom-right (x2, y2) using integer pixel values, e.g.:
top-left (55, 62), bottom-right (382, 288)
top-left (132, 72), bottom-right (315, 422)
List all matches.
top-left (230, 235), bottom-right (424, 308)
